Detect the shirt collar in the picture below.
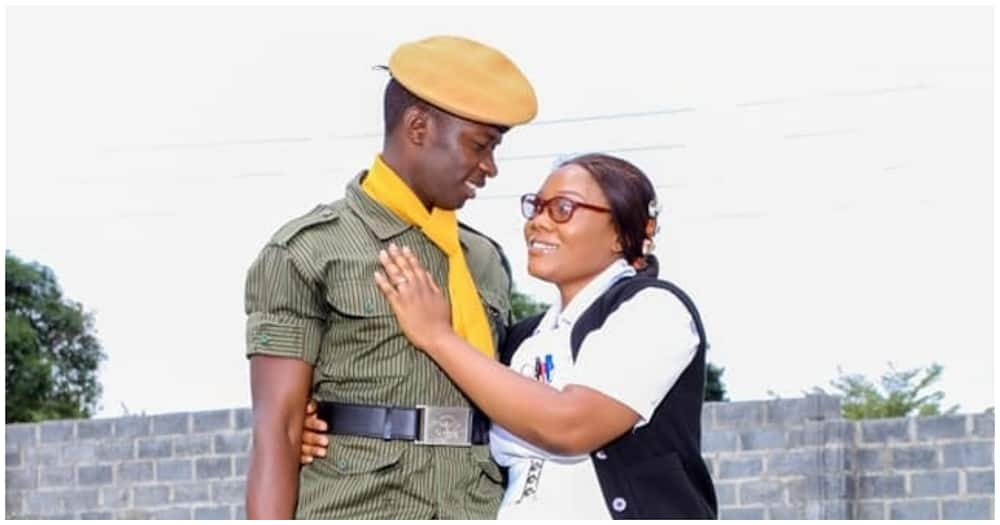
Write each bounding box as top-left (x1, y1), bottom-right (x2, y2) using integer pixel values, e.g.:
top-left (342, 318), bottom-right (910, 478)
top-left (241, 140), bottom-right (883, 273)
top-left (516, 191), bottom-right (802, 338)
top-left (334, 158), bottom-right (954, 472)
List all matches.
top-left (538, 258), bottom-right (637, 331)
top-left (345, 168), bottom-right (472, 250)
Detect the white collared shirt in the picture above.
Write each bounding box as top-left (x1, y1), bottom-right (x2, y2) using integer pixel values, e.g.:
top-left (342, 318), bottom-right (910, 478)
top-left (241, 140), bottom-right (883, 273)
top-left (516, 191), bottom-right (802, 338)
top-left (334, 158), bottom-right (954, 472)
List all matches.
top-left (491, 259), bottom-right (700, 520)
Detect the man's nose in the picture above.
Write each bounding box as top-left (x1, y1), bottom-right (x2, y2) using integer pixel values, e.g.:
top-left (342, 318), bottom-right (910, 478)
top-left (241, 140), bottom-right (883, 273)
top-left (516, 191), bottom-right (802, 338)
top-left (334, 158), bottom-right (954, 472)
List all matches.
top-left (479, 155), bottom-right (498, 178)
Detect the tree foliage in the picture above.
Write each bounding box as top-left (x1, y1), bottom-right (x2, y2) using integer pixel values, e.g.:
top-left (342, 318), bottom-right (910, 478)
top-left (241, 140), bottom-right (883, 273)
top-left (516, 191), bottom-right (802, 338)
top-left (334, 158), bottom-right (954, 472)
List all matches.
top-left (6, 252), bottom-right (105, 422)
top-left (705, 361), bottom-right (728, 402)
top-left (817, 362), bottom-right (958, 420)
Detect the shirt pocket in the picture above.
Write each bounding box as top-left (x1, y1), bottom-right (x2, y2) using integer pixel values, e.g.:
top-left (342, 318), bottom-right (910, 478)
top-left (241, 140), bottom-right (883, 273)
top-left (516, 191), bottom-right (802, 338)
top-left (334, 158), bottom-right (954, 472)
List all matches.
top-left (320, 279), bottom-right (412, 382)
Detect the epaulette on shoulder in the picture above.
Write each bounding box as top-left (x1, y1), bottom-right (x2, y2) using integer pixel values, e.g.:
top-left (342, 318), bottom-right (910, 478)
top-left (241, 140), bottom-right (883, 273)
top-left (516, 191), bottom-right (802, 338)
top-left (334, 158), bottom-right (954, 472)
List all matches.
top-left (270, 202), bottom-right (342, 246)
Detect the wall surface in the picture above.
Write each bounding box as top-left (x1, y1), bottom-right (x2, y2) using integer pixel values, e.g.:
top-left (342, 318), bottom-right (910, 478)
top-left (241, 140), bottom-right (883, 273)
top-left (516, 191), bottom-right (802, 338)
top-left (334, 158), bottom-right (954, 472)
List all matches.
top-left (5, 395), bottom-right (994, 519)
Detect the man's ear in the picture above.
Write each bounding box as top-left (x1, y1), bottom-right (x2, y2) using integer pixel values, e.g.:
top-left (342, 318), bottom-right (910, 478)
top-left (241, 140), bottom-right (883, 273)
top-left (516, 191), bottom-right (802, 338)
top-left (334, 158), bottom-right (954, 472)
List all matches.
top-left (402, 105), bottom-right (432, 146)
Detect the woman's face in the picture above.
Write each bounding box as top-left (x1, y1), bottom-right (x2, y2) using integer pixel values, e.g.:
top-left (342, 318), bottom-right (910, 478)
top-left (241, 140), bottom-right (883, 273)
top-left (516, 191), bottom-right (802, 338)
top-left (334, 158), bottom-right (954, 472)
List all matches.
top-left (523, 164), bottom-right (622, 298)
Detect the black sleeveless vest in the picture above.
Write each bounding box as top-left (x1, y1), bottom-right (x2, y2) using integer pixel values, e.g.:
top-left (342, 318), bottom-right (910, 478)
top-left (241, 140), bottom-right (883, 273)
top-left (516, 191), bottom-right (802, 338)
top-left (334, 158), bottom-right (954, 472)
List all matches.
top-left (500, 276), bottom-right (718, 519)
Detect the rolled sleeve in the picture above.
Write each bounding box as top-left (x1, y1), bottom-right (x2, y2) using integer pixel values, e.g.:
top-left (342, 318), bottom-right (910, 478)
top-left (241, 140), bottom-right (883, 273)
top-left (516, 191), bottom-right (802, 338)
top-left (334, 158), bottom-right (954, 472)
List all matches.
top-left (570, 288), bottom-right (699, 426)
top-left (244, 244), bottom-right (327, 365)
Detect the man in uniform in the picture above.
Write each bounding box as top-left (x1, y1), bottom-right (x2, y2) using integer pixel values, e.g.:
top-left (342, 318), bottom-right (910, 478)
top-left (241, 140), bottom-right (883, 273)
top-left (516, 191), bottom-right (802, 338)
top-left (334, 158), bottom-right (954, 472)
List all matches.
top-left (243, 36), bottom-right (537, 519)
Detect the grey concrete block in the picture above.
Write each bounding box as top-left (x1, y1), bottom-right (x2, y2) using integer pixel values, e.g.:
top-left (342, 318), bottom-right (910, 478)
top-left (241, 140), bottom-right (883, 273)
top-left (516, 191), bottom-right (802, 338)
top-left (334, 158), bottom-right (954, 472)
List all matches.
top-left (234, 408), bottom-right (253, 430)
top-left (916, 415), bottom-right (968, 441)
top-left (153, 507), bottom-right (193, 520)
top-left (137, 437), bottom-right (173, 459)
top-left (174, 434), bottom-right (213, 457)
top-left (719, 457), bottom-right (763, 479)
top-left (6, 450), bottom-right (21, 467)
top-left (79, 510), bottom-right (113, 519)
top-left (132, 485), bottom-right (170, 506)
top-left (6, 468), bottom-right (37, 490)
top-left (77, 465), bottom-right (112, 486)
top-left (39, 421), bottom-right (75, 443)
top-left (819, 447), bottom-right (849, 473)
top-left (719, 506), bottom-right (765, 519)
top-left (910, 471), bottom-right (959, 497)
top-left (195, 505), bottom-right (232, 520)
top-left (39, 466), bottom-right (75, 487)
top-left (100, 486), bottom-right (131, 508)
top-left (942, 441), bottom-right (993, 468)
top-left (156, 458), bottom-right (193, 482)
top-left (860, 419), bottom-right (910, 443)
top-left (215, 432), bottom-right (251, 454)
top-left (890, 500), bottom-right (939, 520)
top-left (95, 439), bottom-right (134, 461)
top-left (739, 429), bottom-right (785, 450)
top-left (966, 470), bottom-right (994, 494)
top-left (891, 446), bottom-right (938, 469)
top-left (116, 509), bottom-right (152, 519)
top-left (804, 500), bottom-right (850, 520)
top-left (852, 501), bottom-right (885, 520)
top-left (702, 430), bottom-right (740, 452)
top-left (858, 474), bottom-right (905, 499)
top-left (7, 490), bottom-right (24, 516)
top-left (739, 480), bottom-right (784, 505)
top-left (942, 498), bottom-right (992, 519)
top-left (6, 424), bottom-right (38, 448)
top-left (76, 420), bottom-right (113, 441)
top-left (60, 488), bottom-right (99, 511)
top-left (768, 450), bottom-right (819, 476)
top-left (117, 460), bottom-right (154, 483)
top-left (850, 447), bottom-right (884, 471)
top-left (973, 413), bottom-right (994, 438)
top-left (766, 398), bottom-right (810, 425)
top-left (234, 455), bottom-right (249, 477)
top-left (173, 482), bottom-right (212, 503)
top-left (113, 416), bottom-right (150, 439)
top-left (211, 480), bottom-right (246, 504)
top-left (787, 475), bottom-right (852, 503)
top-left (714, 482), bottom-right (737, 506)
top-left (196, 457), bottom-right (233, 480)
top-left (715, 401), bottom-right (764, 428)
top-left (193, 410), bottom-right (233, 433)
top-left (235, 505), bottom-right (246, 519)
top-left (24, 446), bottom-right (60, 467)
top-left (152, 412), bottom-right (190, 435)
top-left (768, 506), bottom-right (805, 520)
top-left (806, 421), bottom-right (856, 446)
top-left (61, 442), bottom-right (97, 464)
top-left (25, 491), bottom-right (63, 515)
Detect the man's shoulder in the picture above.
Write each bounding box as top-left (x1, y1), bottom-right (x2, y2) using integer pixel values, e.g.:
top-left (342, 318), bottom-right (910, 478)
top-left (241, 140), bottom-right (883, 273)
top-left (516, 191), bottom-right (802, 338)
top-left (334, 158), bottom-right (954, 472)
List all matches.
top-left (268, 199), bottom-right (350, 247)
top-left (459, 222), bottom-right (512, 293)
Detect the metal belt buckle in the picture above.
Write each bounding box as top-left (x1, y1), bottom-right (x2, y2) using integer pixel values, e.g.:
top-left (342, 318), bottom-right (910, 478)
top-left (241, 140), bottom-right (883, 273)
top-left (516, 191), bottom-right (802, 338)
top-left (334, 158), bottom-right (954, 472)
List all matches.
top-left (415, 405), bottom-right (473, 446)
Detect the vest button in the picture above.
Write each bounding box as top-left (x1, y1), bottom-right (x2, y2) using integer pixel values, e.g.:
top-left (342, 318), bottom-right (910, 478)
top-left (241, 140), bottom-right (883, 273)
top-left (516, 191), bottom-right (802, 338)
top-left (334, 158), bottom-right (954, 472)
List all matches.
top-left (612, 497), bottom-right (627, 512)
top-left (595, 450), bottom-right (608, 460)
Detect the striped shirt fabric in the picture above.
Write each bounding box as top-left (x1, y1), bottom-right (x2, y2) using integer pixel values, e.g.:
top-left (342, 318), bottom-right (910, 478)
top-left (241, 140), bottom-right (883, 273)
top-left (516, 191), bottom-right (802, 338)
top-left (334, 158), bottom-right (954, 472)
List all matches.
top-left (244, 173), bottom-right (512, 519)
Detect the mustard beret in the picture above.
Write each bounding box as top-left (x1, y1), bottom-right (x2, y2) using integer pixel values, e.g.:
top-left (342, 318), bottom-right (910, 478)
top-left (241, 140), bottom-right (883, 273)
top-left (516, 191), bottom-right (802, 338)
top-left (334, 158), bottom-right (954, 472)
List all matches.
top-left (388, 35), bottom-right (538, 127)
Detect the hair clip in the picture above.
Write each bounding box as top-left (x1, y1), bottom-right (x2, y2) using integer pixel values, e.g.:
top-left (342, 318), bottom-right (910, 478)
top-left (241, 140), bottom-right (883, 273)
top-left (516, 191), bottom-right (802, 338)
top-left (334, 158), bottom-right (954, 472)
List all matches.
top-left (647, 199), bottom-right (662, 219)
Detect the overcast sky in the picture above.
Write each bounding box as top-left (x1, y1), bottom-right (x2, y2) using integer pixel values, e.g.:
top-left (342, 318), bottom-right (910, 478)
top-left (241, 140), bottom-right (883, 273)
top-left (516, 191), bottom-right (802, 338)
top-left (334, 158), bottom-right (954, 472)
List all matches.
top-left (6, 6), bottom-right (994, 417)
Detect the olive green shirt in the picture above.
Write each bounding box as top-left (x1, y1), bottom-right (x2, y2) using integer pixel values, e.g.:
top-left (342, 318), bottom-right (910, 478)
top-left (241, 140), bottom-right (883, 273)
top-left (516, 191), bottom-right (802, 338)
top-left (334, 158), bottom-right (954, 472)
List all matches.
top-left (244, 174), bottom-right (511, 519)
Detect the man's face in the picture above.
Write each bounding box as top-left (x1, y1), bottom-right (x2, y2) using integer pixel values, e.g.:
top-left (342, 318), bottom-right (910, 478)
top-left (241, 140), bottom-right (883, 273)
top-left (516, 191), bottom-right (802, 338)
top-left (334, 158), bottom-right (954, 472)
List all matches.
top-left (415, 110), bottom-right (503, 210)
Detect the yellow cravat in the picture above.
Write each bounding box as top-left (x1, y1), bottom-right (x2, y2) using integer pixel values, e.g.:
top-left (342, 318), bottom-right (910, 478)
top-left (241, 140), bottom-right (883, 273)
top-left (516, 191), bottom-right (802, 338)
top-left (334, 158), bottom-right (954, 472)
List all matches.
top-left (362, 155), bottom-right (495, 359)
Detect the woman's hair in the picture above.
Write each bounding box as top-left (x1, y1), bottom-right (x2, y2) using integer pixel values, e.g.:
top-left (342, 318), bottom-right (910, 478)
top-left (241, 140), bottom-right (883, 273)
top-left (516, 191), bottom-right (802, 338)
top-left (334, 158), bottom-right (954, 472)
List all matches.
top-left (558, 153), bottom-right (660, 278)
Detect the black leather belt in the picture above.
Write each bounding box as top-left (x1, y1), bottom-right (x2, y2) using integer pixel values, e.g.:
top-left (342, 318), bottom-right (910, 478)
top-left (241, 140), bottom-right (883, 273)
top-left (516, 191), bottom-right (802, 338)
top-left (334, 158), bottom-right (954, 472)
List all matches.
top-left (315, 401), bottom-right (490, 446)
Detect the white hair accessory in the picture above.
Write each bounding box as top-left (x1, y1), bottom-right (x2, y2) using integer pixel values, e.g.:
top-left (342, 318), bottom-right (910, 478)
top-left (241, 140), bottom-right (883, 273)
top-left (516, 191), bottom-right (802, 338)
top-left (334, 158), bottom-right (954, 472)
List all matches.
top-left (648, 199), bottom-right (662, 219)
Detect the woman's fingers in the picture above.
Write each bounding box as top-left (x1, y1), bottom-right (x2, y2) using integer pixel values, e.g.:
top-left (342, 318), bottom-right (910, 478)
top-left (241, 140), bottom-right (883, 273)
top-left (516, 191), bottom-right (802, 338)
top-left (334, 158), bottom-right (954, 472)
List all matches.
top-left (387, 244), bottom-right (418, 287)
top-left (378, 249), bottom-right (405, 285)
top-left (374, 270), bottom-right (399, 301)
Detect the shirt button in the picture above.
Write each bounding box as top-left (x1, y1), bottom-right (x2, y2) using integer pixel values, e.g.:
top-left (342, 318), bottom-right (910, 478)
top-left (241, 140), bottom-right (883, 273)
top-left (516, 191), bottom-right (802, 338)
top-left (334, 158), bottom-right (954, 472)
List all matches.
top-left (320, 209), bottom-right (334, 218)
top-left (612, 497), bottom-right (627, 512)
top-left (595, 450), bottom-right (608, 460)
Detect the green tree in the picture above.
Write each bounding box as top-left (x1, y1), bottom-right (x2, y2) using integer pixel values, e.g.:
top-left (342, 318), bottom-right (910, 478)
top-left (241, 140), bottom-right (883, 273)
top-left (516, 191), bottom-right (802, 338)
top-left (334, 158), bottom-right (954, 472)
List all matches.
top-left (509, 288), bottom-right (727, 402)
top-left (5, 252), bottom-right (105, 422)
top-left (705, 361), bottom-right (728, 402)
top-left (817, 362), bottom-right (959, 420)
top-left (511, 288), bottom-right (549, 322)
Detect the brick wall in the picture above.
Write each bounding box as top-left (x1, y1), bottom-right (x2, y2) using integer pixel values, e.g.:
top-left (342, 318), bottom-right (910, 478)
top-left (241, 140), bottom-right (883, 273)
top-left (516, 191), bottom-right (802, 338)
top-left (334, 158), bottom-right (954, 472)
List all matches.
top-left (5, 395), bottom-right (994, 519)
